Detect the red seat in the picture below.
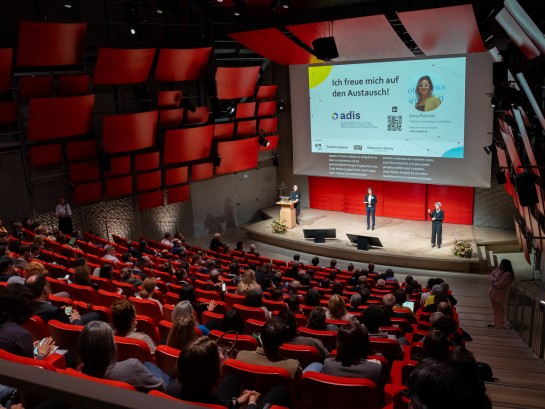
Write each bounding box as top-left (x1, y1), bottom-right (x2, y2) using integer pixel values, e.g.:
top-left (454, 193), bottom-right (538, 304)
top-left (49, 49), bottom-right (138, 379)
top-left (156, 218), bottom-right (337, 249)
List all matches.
top-left (48, 294), bottom-right (73, 308)
top-left (233, 304), bottom-right (267, 322)
top-left (164, 291), bottom-right (179, 305)
top-left (380, 326), bottom-right (404, 338)
top-left (90, 276), bottom-right (115, 292)
top-left (64, 368), bottom-right (136, 391)
top-left (279, 344), bottom-right (320, 368)
top-left (157, 319), bottom-right (173, 340)
top-left (112, 280), bottom-right (136, 298)
top-left (66, 283), bottom-right (99, 305)
top-left (224, 293), bottom-right (246, 308)
top-left (162, 304), bottom-right (175, 321)
top-left (209, 330), bottom-right (259, 352)
top-left (135, 314), bottom-right (160, 344)
top-left (297, 327), bottom-right (337, 351)
top-left (390, 360), bottom-right (418, 386)
top-left (272, 259), bottom-right (287, 267)
top-left (0, 348), bottom-right (57, 371)
top-left (114, 335), bottom-right (153, 363)
top-left (154, 345), bottom-right (180, 378)
top-left (370, 338), bottom-right (404, 363)
top-left (22, 315), bottom-right (49, 341)
top-left (195, 287), bottom-right (222, 301)
top-left (222, 358), bottom-right (292, 396)
top-left (129, 296), bottom-right (163, 325)
top-left (245, 319), bottom-right (266, 335)
top-left (263, 299), bottom-right (288, 313)
top-left (97, 289), bottom-right (125, 309)
top-left (391, 318), bottom-right (413, 334)
top-left (201, 311), bottom-right (224, 327)
top-left (299, 371), bottom-right (379, 409)
top-left (47, 319), bottom-right (84, 352)
top-left (45, 276), bottom-right (70, 295)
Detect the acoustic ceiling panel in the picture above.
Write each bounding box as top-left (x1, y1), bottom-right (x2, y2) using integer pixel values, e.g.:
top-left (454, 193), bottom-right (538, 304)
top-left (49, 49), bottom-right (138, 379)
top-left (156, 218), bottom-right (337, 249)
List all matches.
top-left (139, 190), bottom-right (164, 210)
top-left (0, 48), bottom-right (12, 93)
top-left (216, 67), bottom-right (260, 99)
top-left (67, 140), bottom-right (96, 162)
top-left (57, 74), bottom-right (89, 96)
top-left (216, 137), bottom-right (259, 175)
top-left (104, 157), bottom-right (131, 178)
top-left (93, 47), bottom-right (156, 85)
top-left (106, 176), bottom-right (133, 197)
top-left (135, 152), bottom-right (160, 172)
top-left (29, 144), bottom-right (62, 167)
top-left (167, 185), bottom-right (191, 204)
top-left (73, 181), bottom-right (101, 204)
top-left (102, 111), bottom-right (158, 154)
top-left (164, 125), bottom-right (214, 164)
top-left (191, 163), bottom-right (214, 181)
top-left (155, 47), bottom-right (212, 82)
top-left (213, 123), bottom-right (235, 140)
top-left (165, 167), bottom-right (189, 186)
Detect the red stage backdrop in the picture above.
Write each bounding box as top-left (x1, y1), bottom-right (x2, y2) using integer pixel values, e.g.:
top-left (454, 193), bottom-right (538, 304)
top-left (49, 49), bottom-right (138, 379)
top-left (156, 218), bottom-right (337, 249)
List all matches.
top-left (309, 177), bottom-right (474, 225)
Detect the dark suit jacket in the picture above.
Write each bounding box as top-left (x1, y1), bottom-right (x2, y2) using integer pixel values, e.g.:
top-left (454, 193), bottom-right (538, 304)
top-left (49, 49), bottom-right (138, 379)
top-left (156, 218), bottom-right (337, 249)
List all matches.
top-left (33, 301), bottom-right (81, 325)
top-left (430, 209), bottom-right (444, 223)
top-left (365, 194), bottom-right (377, 208)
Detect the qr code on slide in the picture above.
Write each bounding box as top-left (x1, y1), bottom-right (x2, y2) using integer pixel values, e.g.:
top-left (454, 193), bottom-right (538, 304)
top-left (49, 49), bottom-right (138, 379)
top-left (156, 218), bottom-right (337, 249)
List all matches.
top-left (387, 115), bottom-right (402, 131)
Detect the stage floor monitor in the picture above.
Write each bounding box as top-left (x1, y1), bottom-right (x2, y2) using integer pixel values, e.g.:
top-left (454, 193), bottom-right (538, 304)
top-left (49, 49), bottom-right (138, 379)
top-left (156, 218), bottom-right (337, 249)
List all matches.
top-left (303, 228), bottom-right (336, 243)
top-left (346, 233), bottom-right (383, 250)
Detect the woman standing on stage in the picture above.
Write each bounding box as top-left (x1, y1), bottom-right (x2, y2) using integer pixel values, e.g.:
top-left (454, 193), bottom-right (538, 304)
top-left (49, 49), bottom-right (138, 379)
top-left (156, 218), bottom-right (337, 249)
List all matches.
top-left (364, 187), bottom-right (377, 230)
top-left (428, 202), bottom-right (444, 248)
top-left (56, 197), bottom-right (73, 235)
top-left (488, 259), bottom-right (515, 329)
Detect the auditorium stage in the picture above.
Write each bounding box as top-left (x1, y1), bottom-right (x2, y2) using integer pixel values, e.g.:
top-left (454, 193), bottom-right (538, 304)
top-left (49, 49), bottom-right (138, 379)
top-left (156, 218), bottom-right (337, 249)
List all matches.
top-left (243, 207), bottom-right (519, 273)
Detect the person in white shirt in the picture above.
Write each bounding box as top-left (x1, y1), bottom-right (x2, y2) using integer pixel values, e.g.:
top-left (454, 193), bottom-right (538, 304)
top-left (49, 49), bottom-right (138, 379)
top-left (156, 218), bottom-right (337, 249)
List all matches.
top-left (55, 197), bottom-right (73, 235)
top-left (103, 244), bottom-right (120, 265)
top-left (161, 232), bottom-right (174, 247)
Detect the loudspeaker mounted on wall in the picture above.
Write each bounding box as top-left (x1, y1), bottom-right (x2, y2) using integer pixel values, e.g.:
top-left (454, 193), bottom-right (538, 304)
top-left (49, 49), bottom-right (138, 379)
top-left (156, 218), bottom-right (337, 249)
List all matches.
top-left (312, 37), bottom-right (339, 60)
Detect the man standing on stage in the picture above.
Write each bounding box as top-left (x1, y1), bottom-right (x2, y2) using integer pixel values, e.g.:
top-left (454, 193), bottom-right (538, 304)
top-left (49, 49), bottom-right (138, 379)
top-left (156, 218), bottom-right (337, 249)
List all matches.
top-left (428, 202), bottom-right (444, 248)
top-left (290, 185), bottom-right (301, 225)
top-left (364, 187), bottom-right (377, 230)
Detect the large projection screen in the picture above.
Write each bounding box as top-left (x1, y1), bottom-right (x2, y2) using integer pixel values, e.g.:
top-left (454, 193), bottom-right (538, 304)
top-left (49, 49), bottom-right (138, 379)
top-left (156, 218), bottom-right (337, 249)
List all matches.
top-left (290, 53), bottom-right (493, 188)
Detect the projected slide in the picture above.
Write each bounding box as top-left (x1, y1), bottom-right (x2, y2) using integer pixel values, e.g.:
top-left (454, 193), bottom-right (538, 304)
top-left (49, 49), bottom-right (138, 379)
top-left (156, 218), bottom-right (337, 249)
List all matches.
top-left (309, 57), bottom-right (466, 158)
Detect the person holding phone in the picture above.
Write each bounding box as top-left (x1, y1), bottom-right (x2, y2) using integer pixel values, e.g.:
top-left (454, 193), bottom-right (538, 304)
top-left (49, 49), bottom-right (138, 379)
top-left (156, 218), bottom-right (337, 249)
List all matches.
top-left (364, 187), bottom-right (377, 230)
top-left (428, 202), bottom-right (444, 248)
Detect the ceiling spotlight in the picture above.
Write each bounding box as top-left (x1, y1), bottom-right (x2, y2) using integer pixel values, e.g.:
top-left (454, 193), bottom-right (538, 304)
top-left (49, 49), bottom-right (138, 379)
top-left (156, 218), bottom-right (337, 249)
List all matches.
top-left (484, 144), bottom-right (497, 155)
top-left (226, 106), bottom-right (235, 115)
top-left (64, 0), bottom-right (73, 8)
top-left (233, 0), bottom-right (245, 15)
top-left (281, 0), bottom-right (289, 8)
top-left (259, 130), bottom-right (270, 148)
top-left (156, 0), bottom-right (165, 13)
top-left (277, 98), bottom-right (285, 111)
top-left (126, 2), bottom-right (138, 35)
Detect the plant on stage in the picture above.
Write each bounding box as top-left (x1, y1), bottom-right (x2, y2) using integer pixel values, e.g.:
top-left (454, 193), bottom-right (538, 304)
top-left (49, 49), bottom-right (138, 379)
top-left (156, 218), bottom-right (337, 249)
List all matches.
top-left (271, 218), bottom-right (287, 234)
top-left (453, 239), bottom-right (473, 258)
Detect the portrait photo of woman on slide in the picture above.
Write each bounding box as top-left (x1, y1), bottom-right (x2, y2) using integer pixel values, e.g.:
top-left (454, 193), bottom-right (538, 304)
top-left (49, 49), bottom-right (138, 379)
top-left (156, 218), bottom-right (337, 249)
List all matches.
top-left (414, 75), bottom-right (442, 112)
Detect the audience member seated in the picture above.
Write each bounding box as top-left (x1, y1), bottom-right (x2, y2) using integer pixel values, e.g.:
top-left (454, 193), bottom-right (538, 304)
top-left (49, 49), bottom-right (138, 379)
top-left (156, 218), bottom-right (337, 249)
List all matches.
top-left (161, 233), bottom-right (174, 247)
top-left (111, 299), bottom-right (156, 354)
top-left (420, 278), bottom-right (442, 306)
top-left (172, 300), bottom-right (210, 336)
top-left (279, 310), bottom-right (329, 362)
top-left (78, 321), bottom-right (167, 392)
top-left (236, 317), bottom-right (302, 379)
top-left (169, 337), bottom-right (291, 408)
top-left (270, 288), bottom-right (284, 302)
top-left (166, 314), bottom-right (199, 351)
top-left (348, 293), bottom-right (363, 312)
top-left (384, 268), bottom-right (398, 284)
top-left (209, 233), bottom-right (228, 252)
top-left (362, 305), bottom-right (406, 346)
top-left (326, 294), bottom-right (354, 322)
top-left (322, 321), bottom-right (384, 386)
top-left (0, 257), bottom-right (24, 284)
top-left (331, 282), bottom-right (344, 297)
top-left (423, 286), bottom-right (450, 313)
top-left (247, 243), bottom-right (260, 257)
top-left (286, 294), bottom-right (303, 315)
top-left (304, 288), bottom-right (321, 307)
top-left (421, 329), bottom-right (450, 360)
top-left (120, 267), bottom-right (142, 288)
top-left (221, 309), bottom-right (246, 334)
top-left (138, 277), bottom-right (163, 312)
top-left (243, 289), bottom-right (271, 319)
top-left (26, 274), bottom-right (99, 325)
top-left (236, 269), bottom-right (261, 296)
top-left (307, 307), bottom-right (338, 332)
top-left (103, 245), bottom-right (120, 265)
top-left (391, 289), bottom-right (417, 323)
top-left (73, 264), bottom-right (99, 291)
top-left (0, 283), bottom-right (55, 359)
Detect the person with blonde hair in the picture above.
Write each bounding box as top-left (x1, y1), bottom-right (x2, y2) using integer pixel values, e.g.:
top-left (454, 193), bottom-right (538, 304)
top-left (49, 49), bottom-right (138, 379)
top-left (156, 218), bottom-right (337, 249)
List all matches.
top-left (166, 314), bottom-right (198, 351)
top-left (236, 269), bottom-right (261, 296)
top-left (326, 294), bottom-right (353, 321)
top-left (138, 277), bottom-right (162, 312)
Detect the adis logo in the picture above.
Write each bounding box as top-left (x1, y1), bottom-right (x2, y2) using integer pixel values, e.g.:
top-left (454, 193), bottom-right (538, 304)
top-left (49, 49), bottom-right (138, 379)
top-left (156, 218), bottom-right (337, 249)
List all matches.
top-left (331, 111), bottom-right (361, 120)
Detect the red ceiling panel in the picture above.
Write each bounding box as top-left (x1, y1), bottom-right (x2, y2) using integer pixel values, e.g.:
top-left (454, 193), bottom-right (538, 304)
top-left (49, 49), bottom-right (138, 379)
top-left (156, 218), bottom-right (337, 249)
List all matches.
top-left (236, 102), bottom-right (256, 119)
top-left (69, 161), bottom-right (99, 183)
top-left (236, 120), bottom-right (257, 137)
top-left (216, 67), bottom-right (260, 100)
top-left (93, 48), bottom-right (156, 85)
top-left (103, 111), bottom-right (157, 154)
top-left (257, 101), bottom-right (276, 117)
top-left (229, 28), bottom-right (315, 65)
top-left (16, 21), bottom-right (87, 66)
top-left (135, 152), bottom-right (160, 172)
top-left (398, 5), bottom-right (485, 55)
top-left (19, 76), bottom-right (53, 98)
top-left (137, 170), bottom-right (161, 192)
top-left (155, 47), bottom-right (212, 82)
top-left (67, 140), bottom-right (96, 162)
top-left (165, 167), bottom-right (189, 186)
top-left (0, 48), bottom-right (12, 93)
top-left (139, 191), bottom-right (164, 211)
top-left (216, 137), bottom-right (259, 175)
top-left (259, 135), bottom-right (279, 151)
top-left (105, 157), bottom-right (131, 178)
top-left (57, 74), bottom-right (89, 96)
top-left (191, 163), bottom-right (214, 181)
top-left (495, 8), bottom-right (540, 60)
top-left (29, 144), bottom-right (62, 167)
top-left (287, 15), bottom-right (413, 62)
top-left (185, 106), bottom-right (209, 124)
top-left (157, 90), bottom-right (182, 107)
top-left (258, 117), bottom-right (277, 133)
top-left (28, 95), bottom-right (95, 140)
top-left (167, 185), bottom-right (190, 204)
top-left (213, 123), bottom-right (235, 140)
top-left (158, 109), bottom-right (183, 127)
top-left (164, 125), bottom-right (214, 164)
top-left (106, 176), bottom-right (133, 197)
top-left (73, 181), bottom-right (101, 205)
top-left (256, 85), bottom-right (277, 100)
top-left (0, 102), bottom-right (17, 124)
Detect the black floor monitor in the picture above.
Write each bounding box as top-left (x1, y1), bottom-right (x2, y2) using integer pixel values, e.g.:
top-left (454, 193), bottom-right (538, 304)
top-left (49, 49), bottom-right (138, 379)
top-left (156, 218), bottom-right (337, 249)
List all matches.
top-left (303, 229), bottom-right (336, 243)
top-left (346, 233), bottom-right (383, 250)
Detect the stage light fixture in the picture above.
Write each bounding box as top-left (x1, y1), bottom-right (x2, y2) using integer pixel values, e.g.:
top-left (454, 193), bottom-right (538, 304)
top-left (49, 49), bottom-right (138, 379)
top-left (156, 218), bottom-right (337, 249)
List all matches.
top-left (281, 0), bottom-right (289, 8)
top-left (259, 133), bottom-right (270, 148)
top-left (277, 98), bottom-right (285, 111)
top-left (64, 0), bottom-right (73, 8)
top-left (233, 0), bottom-right (245, 15)
top-left (156, 0), bottom-right (166, 13)
top-left (484, 144), bottom-right (497, 155)
top-left (214, 155), bottom-right (222, 167)
top-left (226, 106), bottom-right (235, 115)
top-left (125, 2), bottom-right (138, 35)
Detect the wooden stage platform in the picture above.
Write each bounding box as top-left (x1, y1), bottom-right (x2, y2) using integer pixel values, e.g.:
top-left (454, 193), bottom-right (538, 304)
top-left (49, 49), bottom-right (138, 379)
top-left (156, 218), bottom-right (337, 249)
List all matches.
top-left (243, 207), bottom-right (519, 273)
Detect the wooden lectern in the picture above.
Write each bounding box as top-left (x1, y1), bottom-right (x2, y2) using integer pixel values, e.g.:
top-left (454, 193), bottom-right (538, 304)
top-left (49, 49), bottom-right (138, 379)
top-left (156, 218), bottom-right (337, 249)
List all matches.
top-left (276, 201), bottom-right (296, 229)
